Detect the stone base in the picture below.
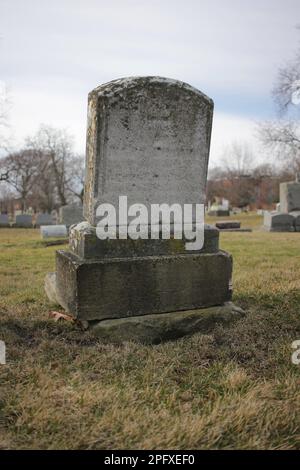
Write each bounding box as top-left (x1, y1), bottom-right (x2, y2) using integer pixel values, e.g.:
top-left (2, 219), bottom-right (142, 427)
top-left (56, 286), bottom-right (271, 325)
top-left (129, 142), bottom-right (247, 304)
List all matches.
top-left (89, 302), bottom-right (245, 344)
top-left (46, 249), bottom-right (232, 321)
top-left (69, 222), bottom-right (220, 259)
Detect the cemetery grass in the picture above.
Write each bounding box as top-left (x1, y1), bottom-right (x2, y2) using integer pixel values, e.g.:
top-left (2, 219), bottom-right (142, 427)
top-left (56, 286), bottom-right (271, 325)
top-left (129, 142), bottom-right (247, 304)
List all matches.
top-left (0, 216), bottom-right (300, 450)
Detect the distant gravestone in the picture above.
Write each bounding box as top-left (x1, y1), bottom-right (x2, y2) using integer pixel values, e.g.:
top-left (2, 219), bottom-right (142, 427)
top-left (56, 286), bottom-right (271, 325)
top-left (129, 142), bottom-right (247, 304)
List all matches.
top-left (59, 203), bottom-right (84, 228)
top-left (0, 214), bottom-right (10, 227)
top-left (40, 225), bottom-right (67, 239)
top-left (45, 76), bottom-right (244, 343)
top-left (14, 214), bottom-right (33, 228)
top-left (264, 211), bottom-right (295, 232)
top-left (35, 213), bottom-right (53, 227)
top-left (280, 181), bottom-right (300, 213)
top-left (290, 211), bottom-right (300, 232)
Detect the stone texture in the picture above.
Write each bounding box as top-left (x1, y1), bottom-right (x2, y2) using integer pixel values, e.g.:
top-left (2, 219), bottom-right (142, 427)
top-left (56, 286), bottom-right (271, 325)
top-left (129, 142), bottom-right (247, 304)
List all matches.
top-left (35, 213), bottom-right (53, 227)
top-left (14, 214), bottom-right (33, 228)
top-left (89, 302), bottom-right (245, 344)
top-left (84, 76), bottom-right (213, 225)
top-left (215, 220), bottom-right (241, 230)
top-left (69, 222), bottom-right (219, 259)
top-left (280, 181), bottom-right (300, 213)
top-left (55, 250), bottom-right (232, 321)
top-left (0, 214), bottom-right (10, 227)
top-left (40, 225), bottom-right (68, 239)
top-left (264, 211), bottom-right (295, 232)
top-left (59, 203), bottom-right (84, 228)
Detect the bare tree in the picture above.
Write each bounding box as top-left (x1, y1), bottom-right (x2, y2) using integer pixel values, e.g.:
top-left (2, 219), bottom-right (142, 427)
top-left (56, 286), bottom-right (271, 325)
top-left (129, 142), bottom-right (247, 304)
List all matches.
top-left (2, 148), bottom-right (45, 212)
top-left (0, 81), bottom-right (11, 153)
top-left (66, 154), bottom-right (85, 203)
top-left (27, 125), bottom-right (75, 207)
top-left (221, 141), bottom-right (253, 177)
top-left (259, 27), bottom-right (300, 172)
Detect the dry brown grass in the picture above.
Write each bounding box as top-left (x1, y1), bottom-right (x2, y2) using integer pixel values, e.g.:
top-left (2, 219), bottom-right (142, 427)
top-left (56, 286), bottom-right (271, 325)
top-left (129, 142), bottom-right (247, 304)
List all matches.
top-left (0, 218), bottom-right (300, 449)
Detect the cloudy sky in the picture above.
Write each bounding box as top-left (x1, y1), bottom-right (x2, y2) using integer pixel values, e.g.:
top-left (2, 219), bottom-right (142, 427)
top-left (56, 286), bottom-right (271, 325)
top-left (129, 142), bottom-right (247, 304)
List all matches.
top-left (1, 0), bottom-right (299, 167)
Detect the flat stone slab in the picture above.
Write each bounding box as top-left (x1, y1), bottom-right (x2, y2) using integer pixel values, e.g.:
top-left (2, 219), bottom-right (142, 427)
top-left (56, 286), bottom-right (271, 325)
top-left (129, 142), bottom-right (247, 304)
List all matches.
top-left (69, 222), bottom-right (219, 259)
top-left (50, 249), bottom-right (232, 321)
top-left (218, 228), bottom-right (252, 232)
top-left (215, 221), bottom-right (241, 230)
top-left (89, 302), bottom-right (245, 344)
top-left (40, 225), bottom-right (68, 239)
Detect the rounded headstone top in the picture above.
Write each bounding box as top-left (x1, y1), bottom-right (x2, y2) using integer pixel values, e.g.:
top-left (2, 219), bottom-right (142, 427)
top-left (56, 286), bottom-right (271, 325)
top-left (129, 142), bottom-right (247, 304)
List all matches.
top-left (89, 76), bottom-right (213, 107)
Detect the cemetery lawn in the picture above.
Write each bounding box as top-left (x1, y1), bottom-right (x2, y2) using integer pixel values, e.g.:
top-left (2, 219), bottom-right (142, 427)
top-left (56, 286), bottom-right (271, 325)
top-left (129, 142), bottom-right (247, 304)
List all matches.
top-left (0, 214), bottom-right (300, 450)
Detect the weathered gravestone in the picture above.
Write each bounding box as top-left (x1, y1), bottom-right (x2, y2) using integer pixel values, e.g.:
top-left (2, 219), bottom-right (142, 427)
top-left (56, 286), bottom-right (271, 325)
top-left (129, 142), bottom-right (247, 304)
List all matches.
top-left (58, 203), bottom-right (84, 229)
top-left (45, 77), bottom-right (244, 344)
top-left (14, 214), bottom-right (33, 228)
top-left (35, 213), bottom-right (53, 227)
top-left (0, 214), bottom-right (10, 227)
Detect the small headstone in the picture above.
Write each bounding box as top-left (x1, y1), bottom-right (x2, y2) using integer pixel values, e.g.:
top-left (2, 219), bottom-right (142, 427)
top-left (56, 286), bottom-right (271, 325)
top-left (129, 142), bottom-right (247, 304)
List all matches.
top-left (14, 214), bottom-right (33, 228)
top-left (59, 203), bottom-right (84, 228)
top-left (35, 213), bottom-right (53, 227)
top-left (290, 211), bottom-right (300, 232)
top-left (208, 207), bottom-right (230, 217)
top-left (0, 214), bottom-right (10, 227)
top-left (40, 225), bottom-right (67, 239)
top-left (280, 181), bottom-right (300, 213)
top-left (264, 211), bottom-right (295, 232)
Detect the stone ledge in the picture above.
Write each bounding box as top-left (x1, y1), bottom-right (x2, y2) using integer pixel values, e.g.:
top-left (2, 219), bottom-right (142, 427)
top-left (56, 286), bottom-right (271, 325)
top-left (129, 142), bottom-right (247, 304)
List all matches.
top-left (89, 302), bottom-right (245, 344)
top-left (69, 222), bottom-right (220, 259)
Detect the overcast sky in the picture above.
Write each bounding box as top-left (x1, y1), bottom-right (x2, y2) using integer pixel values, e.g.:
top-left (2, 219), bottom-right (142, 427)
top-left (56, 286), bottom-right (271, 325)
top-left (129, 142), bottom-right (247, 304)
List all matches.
top-left (1, 0), bottom-right (299, 167)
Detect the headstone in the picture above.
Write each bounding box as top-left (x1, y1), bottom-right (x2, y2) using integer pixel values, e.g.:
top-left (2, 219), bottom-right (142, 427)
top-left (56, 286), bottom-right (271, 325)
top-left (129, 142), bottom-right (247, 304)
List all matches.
top-left (264, 211), bottom-right (295, 232)
top-left (276, 202), bottom-right (280, 212)
top-left (280, 181), bottom-right (300, 213)
top-left (35, 213), bottom-right (53, 227)
top-left (84, 77), bottom-right (212, 225)
top-left (51, 210), bottom-right (58, 224)
top-left (208, 206), bottom-right (230, 217)
top-left (290, 211), bottom-right (300, 232)
top-left (40, 225), bottom-right (68, 239)
top-left (45, 76), bottom-right (243, 343)
top-left (59, 203), bottom-right (84, 228)
top-left (0, 214), bottom-right (10, 227)
top-left (14, 214), bottom-right (33, 228)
